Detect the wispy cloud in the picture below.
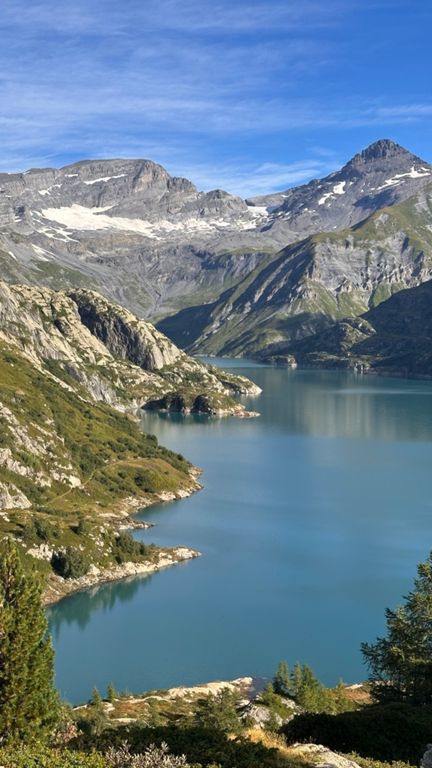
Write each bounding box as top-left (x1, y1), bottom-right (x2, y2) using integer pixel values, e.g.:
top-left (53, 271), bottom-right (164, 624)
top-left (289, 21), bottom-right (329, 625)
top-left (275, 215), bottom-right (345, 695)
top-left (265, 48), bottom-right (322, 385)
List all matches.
top-left (176, 159), bottom-right (340, 196)
top-left (0, 0), bottom-right (431, 192)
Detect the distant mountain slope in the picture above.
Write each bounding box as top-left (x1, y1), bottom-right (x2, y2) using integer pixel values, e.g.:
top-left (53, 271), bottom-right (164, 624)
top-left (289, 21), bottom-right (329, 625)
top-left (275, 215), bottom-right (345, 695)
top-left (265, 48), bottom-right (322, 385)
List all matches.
top-left (286, 279), bottom-right (432, 377)
top-left (159, 183), bottom-right (432, 357)
top-left (1, 140), bottom-right (431, 323)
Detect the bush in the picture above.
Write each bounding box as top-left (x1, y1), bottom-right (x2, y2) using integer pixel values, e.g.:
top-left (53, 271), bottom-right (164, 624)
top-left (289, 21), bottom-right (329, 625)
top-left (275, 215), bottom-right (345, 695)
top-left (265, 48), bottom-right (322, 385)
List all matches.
top-left (52, 547), bottom-right (90, 579)
top-left (113, 532), bottom-right (151, 564)
top-left (106, 741), bottom-right (190, 767)
top-left (75, 724), bottom-right (284, 767)
top-left (193, 689), bottom-right (242, 734)
top-left (0, 745), bottom-right (105, 768)
top-left (258, 684), bottom-right (290, 718)
top-left (283, 702), bottom-right (432, 763)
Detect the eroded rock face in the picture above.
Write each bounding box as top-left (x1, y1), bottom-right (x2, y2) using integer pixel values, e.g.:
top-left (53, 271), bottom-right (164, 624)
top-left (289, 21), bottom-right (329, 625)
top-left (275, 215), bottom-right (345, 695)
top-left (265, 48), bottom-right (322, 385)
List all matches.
top-left (67, 289), bottom-right (182, 371)
top-left (0, 482), bottom-right (31, 510)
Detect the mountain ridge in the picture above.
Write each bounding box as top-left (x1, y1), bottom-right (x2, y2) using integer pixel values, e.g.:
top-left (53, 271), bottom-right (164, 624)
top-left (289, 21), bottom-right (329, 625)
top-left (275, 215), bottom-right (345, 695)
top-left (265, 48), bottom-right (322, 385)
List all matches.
top-left (1, 139), bottom-right (431, 325)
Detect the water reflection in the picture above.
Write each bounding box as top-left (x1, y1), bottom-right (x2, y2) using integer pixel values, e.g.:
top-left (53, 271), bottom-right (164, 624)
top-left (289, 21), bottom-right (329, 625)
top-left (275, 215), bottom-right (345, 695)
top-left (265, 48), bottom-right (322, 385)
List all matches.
top-left (48, 574), bottom-right (153, 635)
top-left (244, 369), bottom-right (432, 442)
top-left (142, 369), bottom-right (432, 443)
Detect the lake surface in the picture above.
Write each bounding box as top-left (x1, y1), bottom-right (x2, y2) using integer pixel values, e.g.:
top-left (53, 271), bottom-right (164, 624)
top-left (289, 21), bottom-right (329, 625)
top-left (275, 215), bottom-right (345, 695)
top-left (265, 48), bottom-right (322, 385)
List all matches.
top-left (48, 364), bottom-right (432, 704)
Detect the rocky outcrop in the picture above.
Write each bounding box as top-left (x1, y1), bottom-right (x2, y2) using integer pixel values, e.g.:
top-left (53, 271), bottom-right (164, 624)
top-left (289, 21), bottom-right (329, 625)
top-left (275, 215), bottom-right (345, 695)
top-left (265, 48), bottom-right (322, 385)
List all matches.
top-left (240, 704), bottom-right (284, 729)
top-left (422, 744), bottom-right (432, 768)
top-left (0, 281), bottom-right (259, 414)
top-left (142, 390), bottom-right (252, 416)
top-left (43, 546), bottom-right (201, 605)
top-left (0, 482), bottom-right (31, 511)
top-left (67, 289), bottom-right (182, 371)
top-left (291, 744), bottom-right (362, 768)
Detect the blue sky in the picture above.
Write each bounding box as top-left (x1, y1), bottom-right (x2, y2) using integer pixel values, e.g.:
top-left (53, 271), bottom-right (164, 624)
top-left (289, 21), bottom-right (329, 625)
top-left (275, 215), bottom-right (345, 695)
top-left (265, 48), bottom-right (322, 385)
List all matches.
top-left (1, 0), bottom-right (431, 195)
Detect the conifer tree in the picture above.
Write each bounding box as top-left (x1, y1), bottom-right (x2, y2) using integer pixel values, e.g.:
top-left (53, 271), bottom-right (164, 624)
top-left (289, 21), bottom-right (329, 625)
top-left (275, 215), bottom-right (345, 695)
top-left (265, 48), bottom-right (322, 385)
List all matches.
top-left (106, 681), bottom-right (117, 703)
top-left (362, 550), bottom-right (432, 704)
top-left (273, 660), bottom-right (290, 696)
top-left (0, 538), bottom-right (59, 744)
top-left (91, 686), bottom-right (102, 706)
top-left (193, 688), bottom-right (241, 733)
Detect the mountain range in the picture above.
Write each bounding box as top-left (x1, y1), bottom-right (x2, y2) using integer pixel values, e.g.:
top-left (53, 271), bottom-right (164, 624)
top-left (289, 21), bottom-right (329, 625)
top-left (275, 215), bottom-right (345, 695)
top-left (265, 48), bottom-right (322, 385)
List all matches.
top-left (1, 138), bottom-right (432, 372)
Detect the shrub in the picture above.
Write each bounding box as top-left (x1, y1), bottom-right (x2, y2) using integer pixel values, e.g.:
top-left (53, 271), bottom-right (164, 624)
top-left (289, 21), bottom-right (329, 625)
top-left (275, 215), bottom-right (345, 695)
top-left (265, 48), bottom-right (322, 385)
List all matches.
top-left (113, 532), bottom-right (151, 564)
top-left (193, 689), bottom-right (242, 734)
top-left (106, 741), bottom-right (190, 767)
top-left (283, 702), bottom-right (432, 764)
top-left (0, 745), bottom-right (106, 768)
top-left (52, 547), bottom-right (90, 579)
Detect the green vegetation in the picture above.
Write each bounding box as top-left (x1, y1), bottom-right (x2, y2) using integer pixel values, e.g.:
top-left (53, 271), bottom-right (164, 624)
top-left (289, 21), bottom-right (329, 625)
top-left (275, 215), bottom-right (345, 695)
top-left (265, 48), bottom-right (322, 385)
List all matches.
top-left (283, 703), bottom-right (432, 764)
top-left (193, 689), bottom-right (242, 734)
top-left (273, 661), bottom-right (291, 697)
top-left (78, 724), bottom-right (296, 768)
top-left (0, 543), bottom-right (429, 767)
top-left (266, 662), bottom-right (355, 716)
top-left (0, 745), bottom-right (106, 768)
top-left (52, 547), bottom-right (91, 579)
top-left (0, 539), bottom-right (59, 745)
top-left (0, 340), bottom-right (195, 582)
top-left (362, 551), bottom-right (432, 704)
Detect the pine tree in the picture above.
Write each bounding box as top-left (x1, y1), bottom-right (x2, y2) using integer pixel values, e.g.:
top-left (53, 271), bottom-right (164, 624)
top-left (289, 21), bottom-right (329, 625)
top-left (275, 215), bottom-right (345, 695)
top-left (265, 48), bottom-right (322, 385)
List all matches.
top-left (296, 664), bottom-right (323, 711)
top-left (193, 688), bottom-right (241, 733)
top-left (290, 662), bottom-right (303, 699)
top-left (273, 660), bottom-right (290, 696)
top-left (106, 681), bottom-right (117, 703)
top-left (361, 551), bottom-right (432, 704)
top-left (0, 538), bottom-right (59, 744)
top-left (91, 686), bottom-right (102, 706)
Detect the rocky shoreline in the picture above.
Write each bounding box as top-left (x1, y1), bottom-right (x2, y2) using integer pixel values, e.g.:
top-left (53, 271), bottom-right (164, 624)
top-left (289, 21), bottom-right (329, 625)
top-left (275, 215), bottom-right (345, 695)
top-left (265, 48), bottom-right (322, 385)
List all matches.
top-left (43, 546), bottom-right (201, 606)
top-left (42, 468), bottom-right (203, 606)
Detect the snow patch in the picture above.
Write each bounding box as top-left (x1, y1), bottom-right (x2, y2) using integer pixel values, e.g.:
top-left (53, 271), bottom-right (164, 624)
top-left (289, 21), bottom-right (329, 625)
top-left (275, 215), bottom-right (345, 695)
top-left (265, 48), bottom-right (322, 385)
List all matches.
top-left (376, 166), bottom-right (432, 192)
top-left (40, 204), bottom-right (265, 238)
top-left (7, 251), bottom-right (16, 261)
top-left (83, 174), bottom-right (127, 185)
top-left (38, 184), bottom-right (62, 196)
top-left (246, 204), bottom-right (269, 219)
top-left (318, 181), bottom-right (346, 205)
top-left (333, 181), bottom-right (346, 195)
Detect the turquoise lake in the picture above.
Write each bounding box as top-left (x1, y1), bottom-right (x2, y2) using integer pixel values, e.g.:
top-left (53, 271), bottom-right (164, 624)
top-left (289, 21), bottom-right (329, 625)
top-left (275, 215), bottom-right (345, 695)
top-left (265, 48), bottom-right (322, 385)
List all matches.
top-left (48, 364), bottom-right (432, 704)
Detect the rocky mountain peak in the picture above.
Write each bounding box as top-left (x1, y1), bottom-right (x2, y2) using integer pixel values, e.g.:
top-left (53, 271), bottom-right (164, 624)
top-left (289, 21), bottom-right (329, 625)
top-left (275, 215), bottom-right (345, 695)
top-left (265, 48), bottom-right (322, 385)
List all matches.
top-left (345, 138), bottom-right (427, 169)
